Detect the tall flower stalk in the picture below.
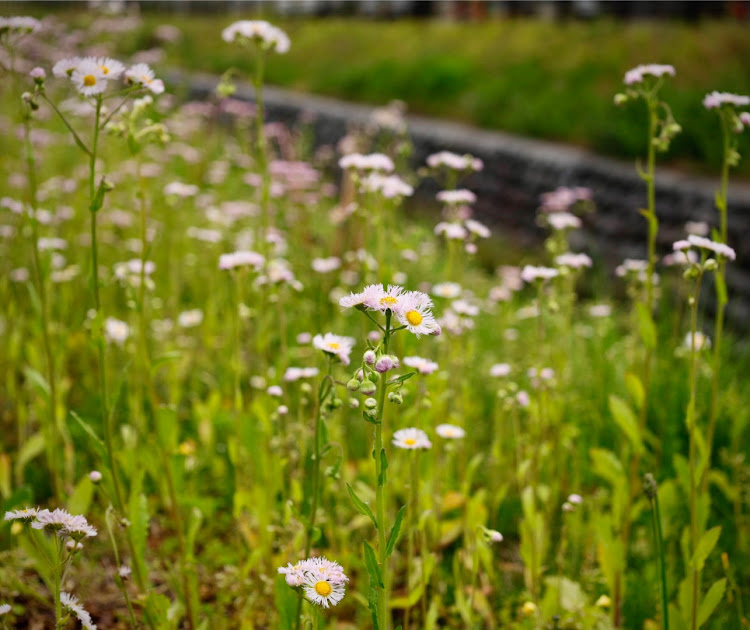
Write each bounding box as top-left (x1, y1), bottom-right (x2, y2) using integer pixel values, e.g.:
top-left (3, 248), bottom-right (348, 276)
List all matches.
top-left (20, 73), bottom-right (65, 500)
top-left (701, 91), bottom-right (749, 490)
top-left (221, 20), bottom-right (290, 262)
top-left (340, 283), bottom-right (440, 629)
top-left (613, 64), bottom-right (680, 626)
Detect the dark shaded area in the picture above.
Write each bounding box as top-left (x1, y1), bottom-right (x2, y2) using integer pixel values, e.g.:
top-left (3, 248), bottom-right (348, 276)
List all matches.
top-left (3, 0), bottom-right (746, 20)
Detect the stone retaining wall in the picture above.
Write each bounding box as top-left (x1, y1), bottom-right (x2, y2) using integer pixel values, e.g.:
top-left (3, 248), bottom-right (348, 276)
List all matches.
top-left (183, 73), bottom-right (750, 326)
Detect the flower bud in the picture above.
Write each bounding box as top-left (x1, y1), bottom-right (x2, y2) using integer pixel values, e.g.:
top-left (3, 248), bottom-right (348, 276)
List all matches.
top-left (360, 379), bottom-right (376, 396)
top-left (89, 470), bottom-right (102, 483)
top-left (364, 397), bottom-right (377, 409)
top-left (614, 93), bottom-right (628, 106)
top-left (347, 378), bottom-right (361, 392)
top-left (363, 349), bottom-right (376, 365)
top-left (387, 392), bottom-right (403, 404)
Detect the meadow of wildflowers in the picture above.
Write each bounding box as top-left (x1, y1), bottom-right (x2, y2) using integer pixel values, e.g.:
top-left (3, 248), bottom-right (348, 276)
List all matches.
top-left (1, 11), bottom-right (749, 630)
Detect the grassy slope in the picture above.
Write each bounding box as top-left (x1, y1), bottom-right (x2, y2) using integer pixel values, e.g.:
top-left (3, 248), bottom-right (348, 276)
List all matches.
top-left (119, 15), bottom-right (750, 173)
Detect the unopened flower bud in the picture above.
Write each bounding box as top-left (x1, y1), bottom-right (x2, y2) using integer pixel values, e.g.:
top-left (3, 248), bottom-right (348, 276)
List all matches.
top-left (387, 392), bottom-right (403, 404)
top-left (363, 349), bottom-right (376, 365)
top-left (364, 397), bottom-right (377, 409)
top-left (30, 67), bottom-right (46, 83)
top-left (614, 93), bottom-right (628, 106)
top-left (300, 383), bottom-right (312, 395)
top-left (89, 470), bottom-right (102, 483)
top-left (347, 378), bottom-right (361, 392)
top-left (360, 379), bottom-right (376, 395)
top-left (375, 355), bottom-right (396, 373)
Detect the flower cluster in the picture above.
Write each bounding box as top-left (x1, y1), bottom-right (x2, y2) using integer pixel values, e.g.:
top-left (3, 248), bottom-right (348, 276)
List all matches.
top-left (426, 151), bottom-right (483, 174)
top-left (339, 152), bottom-right (394, 173)
top-left (52, 57), bottom-right (164, 96)
top-left (222, 20), bottom-right (290, 53)
top-left (339, 284), bottom-right (440, 337)
top-left (0, 15), bottom-right (40, 38)
top-left (623, 63), bottom-right (675, 86)
top-left (5, 507), bottom-right (97, 542)
top-left (278, 557), bottom-right (348, 608)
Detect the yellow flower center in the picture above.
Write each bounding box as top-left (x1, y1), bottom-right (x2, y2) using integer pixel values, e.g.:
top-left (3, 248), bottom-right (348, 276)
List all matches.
top-left (380, 296), bottom-right (397, 306)
top-left (83, 74), bottom-right (97, 86)
top-left (328, 342), bottom-right (340, 350)
top-left (314, 581), bottom-right (332, 597)
top-left (100, 65), bottom-right (109, 74)
top-left (406, 310), bottom-right (422, 326)
top-left (404, 438), bottom-right (416, 445)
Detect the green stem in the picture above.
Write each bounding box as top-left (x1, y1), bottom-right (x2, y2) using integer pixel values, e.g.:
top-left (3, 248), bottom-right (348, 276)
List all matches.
top-left (404, 453), bottom-right (418, 630)
top-left (254, 48), bottom-right (270, 261)
top-left (23, 113), bottom-right (62, 500)
top-left (687, 271), bottom-right (704, 630)
top-left (652, 484), bottom-right (669, 630)
top-left (617, 98), bottom-right (659, 628)
top-left (469, 529), bottom-right (481, 627)
top-left (375, 312), bottom-right (392, 630)
top-left (704, 113), bottom-right (731, 490)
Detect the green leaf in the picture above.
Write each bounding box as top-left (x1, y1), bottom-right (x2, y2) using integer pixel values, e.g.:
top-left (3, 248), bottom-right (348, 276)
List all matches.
top-left (22, 366), bottom-right (50, 400)
top-left (70, 411), bottom-right (107, 459)
top-left (67, 476), bottom-right (94, 516)
top-left (151, 351), bottom-right (182, 374)
top-left (386, 505), bottom-right (406, 557)
top-left (378, 448), bottom-right (388, 486)
top-left (15, 432), bottom-right (45, 477)
top-left (624, 371), bottom-right (644, 411)
top-left (697, 578), bottom-right (726, 628)
top-left (690, 526), bottom-right (721, 572)
top-left (347, 482), bottom-right (378, 530)
top-left (275, 574), bottom-right (298, 630)
top-left (89, 176), bottom-right (109, 213)
top-left (387, 372), bottom-right (416, 386)
top-left (636, 302), bottom-right (656, 350)
top-left (609, 394), bottom-right (644, 455)
top-left (590, 448), bottom-right (625, 488)
top-left (363, 540), bottom-right (384, 588)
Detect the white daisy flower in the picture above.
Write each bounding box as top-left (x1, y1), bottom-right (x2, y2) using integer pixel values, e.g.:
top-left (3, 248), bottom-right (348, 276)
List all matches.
top-left (555, 253), bottom-right (592, 269)
top-left (338, 152), bottom-right (394, 173)
top-left (218, 250), bottom-right (265, 270)
top-left (104, 318), bottom-right (130, 346)
top-left (222, 20), bottom-right (290, 53)
top-left (96, 57), bottom-right (125, 80)
top-left (489, 363), bottom-right (511, 377)
top-left (71, 58), bottom-right (107, 96)
top-left (364, 284), bottom-right (406, 313)
top-left (546, 212), bottom-right (581, 231)
top-left (521, 265), bottom-right (559, 283)
top-left (302, 575), bottom-right (346, 609)
top-left (427, 151), bottom-right (483, 172)
top-left (278, 562), bottom-right (306, 587)
top-left (434, 222), bottom-right (468, 240)
top-left (125, 63), bottom-right (164, 94)
top-left (0, 603), bottom-right (10, 615)
top-left (283, 366), bottom-right (319, 382)
top-left (60, 592), bottom-right (96, 630)
top-left (4, 507), bottom-right (39, 522)
top-left (393, 427), bottom-right (432, 450)
top-left (436, 189), bottom-right (476, 206)
top-left (403, 356), bottom-right (438, 375)
top-left (432, 282), bottom-right (462, 299)
top-left (313, 333), bottom-right (355, 366)
top-left (624, 63), bottom-right (675, 86)
top-left (703, 91), bottom-right (750, 109)
top-left (300, 557), bottom-right (349, 584)
top-left (465, 219), bottom-right (490, 238)
top-left (436, 424), bottom-right (465, 439)
top-left (686, 234), bottom-right (736, 261)
top-left (177, 309), bottom-right (203, 328)
top-left (53, 57), bottom-right (82, 78)
top-left (395, 291), bottom-right (439, 336)
top-left (339, 283), bottom-right (384, 309)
